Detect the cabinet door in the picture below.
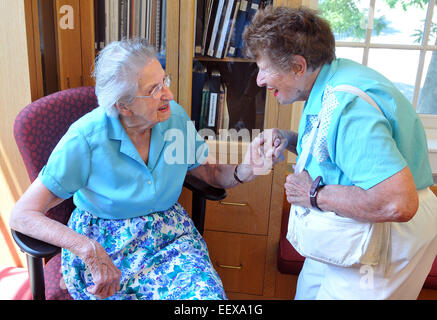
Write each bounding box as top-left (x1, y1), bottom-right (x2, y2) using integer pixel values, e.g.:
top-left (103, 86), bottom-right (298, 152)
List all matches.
top-left (54, 0), bottom-right (84, 89)
top-left (204, 230), bottom-right (267, 295)
top-left (205, 172), bottom-right (273, 235)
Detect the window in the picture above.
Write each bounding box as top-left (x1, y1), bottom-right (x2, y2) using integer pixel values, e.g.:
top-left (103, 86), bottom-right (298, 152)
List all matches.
top-left (319, 0), bottom-right (436, 116)
top-left (319, 0), bottom-right (437, 177)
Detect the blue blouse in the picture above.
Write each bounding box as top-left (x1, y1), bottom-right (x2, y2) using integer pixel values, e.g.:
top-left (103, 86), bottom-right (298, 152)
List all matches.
top-left (38, 101), bottom-right (208, 219)
top-left (297, 58), bottom-right (433, 190)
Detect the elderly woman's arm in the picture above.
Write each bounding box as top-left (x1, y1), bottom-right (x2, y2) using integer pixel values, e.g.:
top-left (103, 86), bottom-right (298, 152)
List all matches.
top-left (189, 134), bottom-right (273, 189)
top-left (189, 161), bottom-right (255, 189)
top-left (10, 178), bottom-right (121, 299)
top-left (284, 167), bottom-right (419, 223)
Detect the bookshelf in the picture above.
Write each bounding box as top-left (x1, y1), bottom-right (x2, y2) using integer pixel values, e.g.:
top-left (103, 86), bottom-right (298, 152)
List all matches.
top-left (31, 0), bottom-right (180, 99)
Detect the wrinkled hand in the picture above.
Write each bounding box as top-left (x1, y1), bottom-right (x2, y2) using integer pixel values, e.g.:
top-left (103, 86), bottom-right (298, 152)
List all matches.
top-left (242, 132), bottom-right (271, 176)
top-left (82, 239), bottom-right (121, 300)
top-left (284, 170), bottom-right (314, 208)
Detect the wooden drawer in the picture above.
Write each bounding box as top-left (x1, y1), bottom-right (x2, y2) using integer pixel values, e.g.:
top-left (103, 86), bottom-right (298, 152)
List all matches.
top-left (204, 230), bottom-right (267, 296)
top-left (204, 173), bottom-right (273, 235)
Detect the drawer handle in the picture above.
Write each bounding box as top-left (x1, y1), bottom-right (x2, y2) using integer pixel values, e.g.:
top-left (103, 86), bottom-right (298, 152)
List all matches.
top-left (219, 201), bottom-right (247, 207)
top-left (217, 263), bottom-right (243, 270)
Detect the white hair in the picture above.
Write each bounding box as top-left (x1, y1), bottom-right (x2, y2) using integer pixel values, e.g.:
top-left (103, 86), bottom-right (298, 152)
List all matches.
top-left (93, 38), bottom-right (157, 117)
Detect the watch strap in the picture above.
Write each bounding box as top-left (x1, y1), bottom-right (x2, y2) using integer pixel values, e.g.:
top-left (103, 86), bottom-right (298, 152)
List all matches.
top-left (309, 176), bottom-right (323, 210)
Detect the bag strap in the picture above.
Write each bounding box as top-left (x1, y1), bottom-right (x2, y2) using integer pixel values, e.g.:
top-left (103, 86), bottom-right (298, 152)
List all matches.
top-left (333, 84), bottom-right (383, 114)
top-left (295, 85), bottom-right (383, 174)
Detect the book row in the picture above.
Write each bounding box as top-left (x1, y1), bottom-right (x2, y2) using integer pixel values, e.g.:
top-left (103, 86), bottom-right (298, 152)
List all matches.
top-left (195, 0), bottom-right (273, 59)
top-left (94, 0), bottom-right (166, 53)
top-left (192, 62), bottom-right (230, 133)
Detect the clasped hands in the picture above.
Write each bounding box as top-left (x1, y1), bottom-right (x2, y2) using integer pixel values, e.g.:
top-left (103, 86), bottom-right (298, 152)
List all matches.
top-left (247, 128), bottom-right (315, 208)
top-left (242, 128), bottom-right (287, 176)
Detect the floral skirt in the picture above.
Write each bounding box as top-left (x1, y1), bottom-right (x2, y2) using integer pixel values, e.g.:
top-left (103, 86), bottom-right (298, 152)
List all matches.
top-left (61, 203), bottom-right (226, 300)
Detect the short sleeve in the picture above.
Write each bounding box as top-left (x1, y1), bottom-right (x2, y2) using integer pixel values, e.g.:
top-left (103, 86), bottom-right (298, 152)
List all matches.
top-left (38, 128), bottom-right (91, 199)
top-left (330, 98), bottom-right (407, 190)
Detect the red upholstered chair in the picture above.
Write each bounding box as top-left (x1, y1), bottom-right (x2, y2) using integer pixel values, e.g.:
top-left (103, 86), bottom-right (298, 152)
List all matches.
top-left (13, 86), bottom-right (97, 300)
top-left (278, 181), bottom-right (437, 292)
top-left (12, 86), bottom-right (226, 300)
top-left (277, 190), bottom-right (305, 275)
top-left (0, 266), bottom-right (32, 300)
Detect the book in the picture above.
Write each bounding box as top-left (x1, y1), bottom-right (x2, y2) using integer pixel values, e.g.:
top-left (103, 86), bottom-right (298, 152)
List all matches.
top-left (216, 82), bottom-right (226, 132)
top-left (191, 62), bottom-right (207, 130)
top-left (129, 0), bottom-right (135, 38)
top-left (223, 0), bottom-right (240, 57)
top-left (227, 0), bottom-right (250, 57)
top-left (215, 0), bottom-right (236, 59)
top-left (199, 80), bottom-right (210, 130)
top-left (222, 84), bottom-right (229, 130)
top-left (201, 0), bottom-right (214, 55)
top-left (150, 0), bottom-right (157, 46)
top-left (133, 0), bottom-right (140, 38)
top-left (105, 0), bottom-right (110, 45)
top-left (206, 69), bottom-right (221, 129)
top-left (154, 0), bottom-right (161, 50)
top-left (206, 0), bottom-right (226, 57)
top-left (194, 0), bottom-right (206, 55)
top-left (160, 0), bottom-right (166, 53)
top-left (111, 0), bottom-right (119, 42)
top-left (119, 0), bottom-right (129, 40)
top-left (127, 0), bottom-right (131, 38)
top-left (235, 0), bottom-right (260, 57)
top-left (139, 0), bottom-right (146, 39)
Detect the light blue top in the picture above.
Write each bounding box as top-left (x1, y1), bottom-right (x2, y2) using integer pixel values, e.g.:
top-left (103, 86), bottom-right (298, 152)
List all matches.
top-left (38, 101), bottom-right (209, 219)
top-left (297, 58), bottom-right (433, 190)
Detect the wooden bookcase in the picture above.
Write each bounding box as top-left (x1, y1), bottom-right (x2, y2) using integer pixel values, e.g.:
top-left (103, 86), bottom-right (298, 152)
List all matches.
top-left (177, 0), bottom-right (309, 299)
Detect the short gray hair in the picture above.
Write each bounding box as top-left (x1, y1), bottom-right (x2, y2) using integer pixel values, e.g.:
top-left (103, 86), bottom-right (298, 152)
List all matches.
top-left (93, 38), bottom-right (157, 117)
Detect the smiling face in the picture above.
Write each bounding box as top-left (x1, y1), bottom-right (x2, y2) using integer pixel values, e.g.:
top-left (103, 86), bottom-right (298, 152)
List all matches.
top-left (118, 58), bottom-right (174, 130)
top-left (256, 54), bottom-right (313, 105)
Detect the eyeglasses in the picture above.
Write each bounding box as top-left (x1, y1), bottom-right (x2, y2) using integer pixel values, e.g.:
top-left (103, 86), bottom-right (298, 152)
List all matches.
top-left (136, 74), bottom-right (172, 100)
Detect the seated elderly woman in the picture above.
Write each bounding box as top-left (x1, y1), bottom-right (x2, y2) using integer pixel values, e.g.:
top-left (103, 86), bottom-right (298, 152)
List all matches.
top-left (10, 39), bottom-right (266, 300)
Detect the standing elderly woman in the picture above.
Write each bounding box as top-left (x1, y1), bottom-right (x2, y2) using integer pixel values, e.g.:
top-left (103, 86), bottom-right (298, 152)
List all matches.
top-left (243, 6), bottom-right (437, 299)
top-left (10, 39), bottom-right (261, 300)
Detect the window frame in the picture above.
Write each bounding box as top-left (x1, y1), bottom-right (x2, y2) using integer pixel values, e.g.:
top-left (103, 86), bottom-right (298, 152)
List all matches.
top-left (328, 0), bottom-right (437, 175)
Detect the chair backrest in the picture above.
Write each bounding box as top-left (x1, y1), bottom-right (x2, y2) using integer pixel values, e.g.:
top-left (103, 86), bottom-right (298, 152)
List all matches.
top-left (14, 86), bottom-right (98, 224)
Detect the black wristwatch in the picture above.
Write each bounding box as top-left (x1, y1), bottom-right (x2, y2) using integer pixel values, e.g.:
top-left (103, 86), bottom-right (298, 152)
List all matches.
top-left (309, 176), bottom-right (324, 211)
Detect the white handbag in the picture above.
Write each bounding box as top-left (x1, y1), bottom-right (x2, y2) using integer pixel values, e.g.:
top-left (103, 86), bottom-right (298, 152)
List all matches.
top-left (286, 85), bottom-right (391, 267)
